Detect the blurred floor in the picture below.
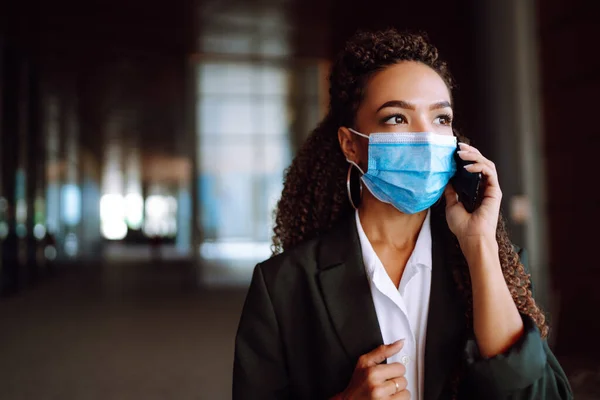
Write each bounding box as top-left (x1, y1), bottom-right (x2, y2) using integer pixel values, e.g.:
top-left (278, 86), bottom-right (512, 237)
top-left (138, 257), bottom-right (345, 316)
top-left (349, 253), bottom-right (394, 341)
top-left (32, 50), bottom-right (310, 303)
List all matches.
top-left (0, 260), bottom-right (598, 399)
top-left (0, 260), bottom-right (247, 400)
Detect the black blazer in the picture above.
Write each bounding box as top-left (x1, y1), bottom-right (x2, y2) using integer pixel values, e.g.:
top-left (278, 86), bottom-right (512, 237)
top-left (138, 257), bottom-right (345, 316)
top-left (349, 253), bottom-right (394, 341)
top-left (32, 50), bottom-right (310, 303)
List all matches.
top-left (233, 214), bottom-right (572, 399)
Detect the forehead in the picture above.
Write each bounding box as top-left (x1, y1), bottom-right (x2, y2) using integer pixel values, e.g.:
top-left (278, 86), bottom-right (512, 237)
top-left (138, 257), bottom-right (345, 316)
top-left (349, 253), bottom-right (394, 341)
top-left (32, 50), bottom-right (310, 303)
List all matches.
top-left (363, 61), bottom-right (451, 107)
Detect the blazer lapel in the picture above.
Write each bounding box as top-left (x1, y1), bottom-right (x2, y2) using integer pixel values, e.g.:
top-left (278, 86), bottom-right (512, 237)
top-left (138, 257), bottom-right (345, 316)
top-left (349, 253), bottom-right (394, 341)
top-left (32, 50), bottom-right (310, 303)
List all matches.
top-left (424, 214), bottom-right (467, 400)
top-left (316, 211), bottom-right (467, 400)
top-left (316, 215), bottom-right (385, 364)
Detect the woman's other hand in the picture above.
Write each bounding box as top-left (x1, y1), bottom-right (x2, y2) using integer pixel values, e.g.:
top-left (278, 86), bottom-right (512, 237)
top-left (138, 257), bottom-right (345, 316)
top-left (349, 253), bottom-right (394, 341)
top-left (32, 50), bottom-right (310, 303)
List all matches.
top-left (333, 340), bottom-right (410, 400)
top-left (444, 142), bottom-right (502, 249)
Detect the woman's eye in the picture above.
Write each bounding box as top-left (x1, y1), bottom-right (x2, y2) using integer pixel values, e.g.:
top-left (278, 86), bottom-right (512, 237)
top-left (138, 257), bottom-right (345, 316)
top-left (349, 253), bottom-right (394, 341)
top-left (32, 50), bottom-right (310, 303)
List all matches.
top-left (434, 114), bottom-right (453, 126)
top-left (383, 115), bottom-right (407, 125)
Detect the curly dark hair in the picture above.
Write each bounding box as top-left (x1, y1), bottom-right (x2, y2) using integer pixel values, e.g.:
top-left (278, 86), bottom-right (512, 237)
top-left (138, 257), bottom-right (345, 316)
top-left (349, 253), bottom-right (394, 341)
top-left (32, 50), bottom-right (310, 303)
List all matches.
top-left (272, 28), bottom-right (548, 393)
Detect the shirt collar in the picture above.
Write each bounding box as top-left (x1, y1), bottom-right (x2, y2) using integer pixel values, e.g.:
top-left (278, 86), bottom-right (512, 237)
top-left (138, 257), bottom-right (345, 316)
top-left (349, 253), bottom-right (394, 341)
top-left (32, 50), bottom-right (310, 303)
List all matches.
top-left (355, 209), bottom-right (432, 278)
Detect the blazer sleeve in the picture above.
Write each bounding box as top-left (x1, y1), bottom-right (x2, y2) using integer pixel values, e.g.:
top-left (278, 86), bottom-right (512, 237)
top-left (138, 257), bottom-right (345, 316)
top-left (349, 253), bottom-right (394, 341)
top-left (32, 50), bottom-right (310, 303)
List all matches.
top-left (463, 249), bottom-right (573, 399)
top-left (233, 263), bottom-right (290, 399)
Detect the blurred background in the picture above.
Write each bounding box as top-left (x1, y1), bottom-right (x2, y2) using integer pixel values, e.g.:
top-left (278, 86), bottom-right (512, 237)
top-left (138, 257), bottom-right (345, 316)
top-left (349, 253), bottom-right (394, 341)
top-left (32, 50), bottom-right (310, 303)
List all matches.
top-left (0, 0), bottom-right (597, 398)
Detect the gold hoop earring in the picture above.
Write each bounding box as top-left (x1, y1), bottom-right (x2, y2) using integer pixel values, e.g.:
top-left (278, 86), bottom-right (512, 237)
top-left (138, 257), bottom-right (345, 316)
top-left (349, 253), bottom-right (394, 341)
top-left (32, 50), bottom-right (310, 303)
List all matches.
top-left (346, 164), bottom-right (363, 210)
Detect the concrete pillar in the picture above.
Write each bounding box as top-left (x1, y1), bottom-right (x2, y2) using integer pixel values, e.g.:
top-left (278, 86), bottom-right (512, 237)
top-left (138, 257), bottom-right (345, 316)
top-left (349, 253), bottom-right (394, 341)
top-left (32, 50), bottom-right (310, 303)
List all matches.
top-left (0, 44), bottom-right (24, 294)
top-left (290, 62), bottom-right (329, 151)
top-left (0, 36), bottom-right (4, 289)
top-left (25, 61), bottom-right (43, 282)
top-left (185, 58), bottom-right (201, 278)
top-left (474, 0), bottom-right (551, 327)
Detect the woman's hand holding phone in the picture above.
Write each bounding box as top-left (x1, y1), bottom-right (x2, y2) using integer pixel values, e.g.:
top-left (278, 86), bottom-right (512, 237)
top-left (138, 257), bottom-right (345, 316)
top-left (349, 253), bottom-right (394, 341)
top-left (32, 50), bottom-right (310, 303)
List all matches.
top-left (444, 142), bottom-right (502, 251)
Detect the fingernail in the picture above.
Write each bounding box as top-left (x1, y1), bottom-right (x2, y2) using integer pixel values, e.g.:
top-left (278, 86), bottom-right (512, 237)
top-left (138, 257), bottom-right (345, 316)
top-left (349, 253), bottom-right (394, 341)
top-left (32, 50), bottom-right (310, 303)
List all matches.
top-left (457, 150), bottom-right (467, 156)
top-left (463, 164), bottom-right (472, 169)
top-left (458, 142), bottom-right (469, 149)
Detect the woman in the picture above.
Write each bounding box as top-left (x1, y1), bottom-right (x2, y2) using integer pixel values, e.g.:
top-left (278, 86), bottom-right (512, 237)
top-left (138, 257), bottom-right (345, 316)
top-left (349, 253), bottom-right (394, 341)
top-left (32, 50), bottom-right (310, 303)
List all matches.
top-left (233, 29), bottom-right (572, 400)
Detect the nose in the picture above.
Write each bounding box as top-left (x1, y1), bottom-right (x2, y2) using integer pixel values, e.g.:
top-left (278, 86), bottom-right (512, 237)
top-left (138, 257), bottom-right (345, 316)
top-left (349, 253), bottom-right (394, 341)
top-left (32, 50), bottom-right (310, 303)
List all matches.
top-left (410, 114), bottom-right (432, 133)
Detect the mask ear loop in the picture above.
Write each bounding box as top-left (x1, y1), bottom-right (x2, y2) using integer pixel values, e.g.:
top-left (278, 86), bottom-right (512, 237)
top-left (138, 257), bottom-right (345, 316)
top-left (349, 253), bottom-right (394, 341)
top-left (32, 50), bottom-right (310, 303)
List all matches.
top-left (346, 128), bottom-right (368, 210)
top-left (346, 160), bottom-right (364, 210)
top-left (348, 128), bottom-right (369, 139)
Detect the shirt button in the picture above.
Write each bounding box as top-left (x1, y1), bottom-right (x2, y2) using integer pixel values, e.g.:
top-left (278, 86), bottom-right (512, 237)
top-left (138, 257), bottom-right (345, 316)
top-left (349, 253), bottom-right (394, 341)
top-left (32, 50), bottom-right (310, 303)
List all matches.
top-left (401, 355), bottom-right (410, 365)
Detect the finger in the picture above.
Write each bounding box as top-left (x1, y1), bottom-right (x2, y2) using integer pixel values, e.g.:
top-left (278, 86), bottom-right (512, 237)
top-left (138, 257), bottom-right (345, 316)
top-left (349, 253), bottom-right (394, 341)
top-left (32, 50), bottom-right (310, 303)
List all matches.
top-left (457, 145), bottom-right (498, 174)
top-left (463, 162), bottom-right (499, 189)
top-left (361, 340), bottom-right (405, 367)
top-left (456, 150), bottom-right (496, 171)
top-left (458, 142), bottom-right (481, 155)
top-left (464, 163), bottom-right (503, 204)
top-left (458, 143), bottom-right (498, 170)
top-left (390, 389), bottom-right (411, 399)
top-left (369, 362), bottom-right (407, 382)
top-left (372, 376), bottom-right (408, 399)
top-left (456, 150), bottom-right (480, 162)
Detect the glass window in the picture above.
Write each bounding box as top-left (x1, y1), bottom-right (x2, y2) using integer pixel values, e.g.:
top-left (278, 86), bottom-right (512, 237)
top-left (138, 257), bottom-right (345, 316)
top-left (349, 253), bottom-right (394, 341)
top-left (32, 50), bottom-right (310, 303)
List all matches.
top-left (197, 60), bottom-right (292, 261)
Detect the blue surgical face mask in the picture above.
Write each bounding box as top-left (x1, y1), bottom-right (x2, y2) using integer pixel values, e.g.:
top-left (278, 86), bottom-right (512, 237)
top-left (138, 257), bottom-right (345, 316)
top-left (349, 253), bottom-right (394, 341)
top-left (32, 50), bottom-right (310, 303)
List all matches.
top-left (347, 128), bottom-right (457, 214)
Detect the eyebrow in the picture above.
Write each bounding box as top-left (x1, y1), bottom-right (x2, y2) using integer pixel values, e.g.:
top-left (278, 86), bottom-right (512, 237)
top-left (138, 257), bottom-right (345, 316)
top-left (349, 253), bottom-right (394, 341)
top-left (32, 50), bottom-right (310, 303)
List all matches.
top-left (376, 100), bottom-right (452, 112)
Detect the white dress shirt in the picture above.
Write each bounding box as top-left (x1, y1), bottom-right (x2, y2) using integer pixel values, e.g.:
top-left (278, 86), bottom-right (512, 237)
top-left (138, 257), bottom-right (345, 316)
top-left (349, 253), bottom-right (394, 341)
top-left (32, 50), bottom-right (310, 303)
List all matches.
top-left (355, 210), bottom-right (432, 400)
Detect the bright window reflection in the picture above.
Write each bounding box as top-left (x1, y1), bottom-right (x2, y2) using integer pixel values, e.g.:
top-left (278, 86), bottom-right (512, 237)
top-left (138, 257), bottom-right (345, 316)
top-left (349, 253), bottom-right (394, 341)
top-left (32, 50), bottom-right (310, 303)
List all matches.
top-left (200, 240), bottom-right (272, 260)
top-left (100, 194), bottom-right (127, 240)
top-left (125, 193), bottom-right (144, 230)
top-left (144, 195), bottom-right (177, 237)
top-left (33, 224), bottom-right (46, 240)
top-left (61, 184), bottom-right (82, 226)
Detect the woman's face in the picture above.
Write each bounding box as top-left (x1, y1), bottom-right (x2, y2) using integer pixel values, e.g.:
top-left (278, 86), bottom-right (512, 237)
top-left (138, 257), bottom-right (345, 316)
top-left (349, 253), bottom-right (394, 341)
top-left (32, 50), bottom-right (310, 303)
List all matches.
top-left (339, 61), bottom-right (453, 170)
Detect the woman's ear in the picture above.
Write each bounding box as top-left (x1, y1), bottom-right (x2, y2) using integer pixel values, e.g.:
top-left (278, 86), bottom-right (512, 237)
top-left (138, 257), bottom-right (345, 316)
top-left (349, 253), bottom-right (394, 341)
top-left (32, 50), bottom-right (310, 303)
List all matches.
top-left (338, 127), bottom-right (359, 162)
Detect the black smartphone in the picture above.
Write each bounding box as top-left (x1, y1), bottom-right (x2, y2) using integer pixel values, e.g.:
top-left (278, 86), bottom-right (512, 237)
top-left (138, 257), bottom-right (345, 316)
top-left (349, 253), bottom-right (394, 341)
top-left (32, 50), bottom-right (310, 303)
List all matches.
top-left (450, 142), bottom-right (482, 213)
